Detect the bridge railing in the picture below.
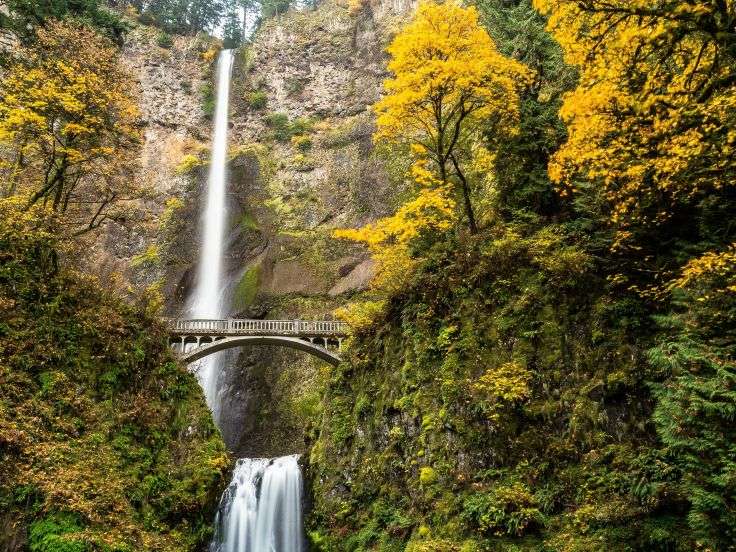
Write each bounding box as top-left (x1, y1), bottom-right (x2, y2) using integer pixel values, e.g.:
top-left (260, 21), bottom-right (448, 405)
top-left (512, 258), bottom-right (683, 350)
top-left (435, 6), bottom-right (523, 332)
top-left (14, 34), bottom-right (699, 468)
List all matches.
top-left (165, 318), bottom-right (349, 336)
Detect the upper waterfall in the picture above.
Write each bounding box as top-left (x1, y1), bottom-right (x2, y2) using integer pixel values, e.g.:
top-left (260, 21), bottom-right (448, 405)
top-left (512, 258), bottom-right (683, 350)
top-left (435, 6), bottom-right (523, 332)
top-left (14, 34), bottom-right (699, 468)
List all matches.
top-left (191, 48), bottom-right (233, 320)
top-left (189, 49), bottom-right (234, 415)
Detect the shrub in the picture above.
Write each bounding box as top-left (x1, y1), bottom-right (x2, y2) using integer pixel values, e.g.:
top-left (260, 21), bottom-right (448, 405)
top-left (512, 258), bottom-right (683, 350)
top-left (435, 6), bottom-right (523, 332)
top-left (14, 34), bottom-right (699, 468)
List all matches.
top-left (462, 484), bottom-right (544, 537)
top-left (175, 154), bottom-right (202, 175)
top-left (200, 83), bottom-right (215, 118)
top-left (156, 32), bottom-right (173, 49)
top-left (0, 199), bottom-right (228, 549)
top-left (419, 467), bottom-right (438, 485)
top-left (29, 514), bottom-right (86, 552)
top-left (291, 134), bottom-right (312, 152)
top-left (292, 153), bottom-right (316, 172)
top-left (264, 112), bottom-right (314, 142)
top-left (247, 90), bottom-right (267, 110)
top-left (264, 112), bottom-right (291, 141)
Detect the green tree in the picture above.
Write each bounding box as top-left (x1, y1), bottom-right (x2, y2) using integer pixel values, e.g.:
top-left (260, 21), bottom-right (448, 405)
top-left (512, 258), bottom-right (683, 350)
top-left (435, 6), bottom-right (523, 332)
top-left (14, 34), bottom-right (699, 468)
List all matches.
top-left (222, 4), bottom-right (242, 48)
top-left (649, 249), bottom-right (736, 548)
top-left (5, 0), bottom-right (127, 40)
top-left (473, 0), bottom-right (575, 222)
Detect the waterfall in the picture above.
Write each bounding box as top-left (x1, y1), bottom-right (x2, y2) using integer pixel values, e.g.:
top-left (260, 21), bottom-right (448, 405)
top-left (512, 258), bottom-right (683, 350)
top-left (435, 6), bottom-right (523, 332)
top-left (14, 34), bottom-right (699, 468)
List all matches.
top-left (210, 456), bottom-right (306, 552)
top-left (189, 49), bottom-right (234, 418)
top-left (188, 49), bottom-right (306, 552)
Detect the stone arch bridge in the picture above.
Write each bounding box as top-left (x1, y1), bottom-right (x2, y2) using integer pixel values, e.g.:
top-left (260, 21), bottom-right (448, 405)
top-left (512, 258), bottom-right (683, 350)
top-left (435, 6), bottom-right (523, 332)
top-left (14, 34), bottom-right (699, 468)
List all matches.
top-left (166, 318), bottom-right (349, 366)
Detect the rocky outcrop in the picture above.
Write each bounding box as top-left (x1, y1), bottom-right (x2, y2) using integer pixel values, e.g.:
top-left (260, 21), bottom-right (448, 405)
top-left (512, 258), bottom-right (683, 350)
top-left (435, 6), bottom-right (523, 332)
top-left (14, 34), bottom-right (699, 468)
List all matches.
top-left (0, 3), bottom-right (19, 68)
top-left (89, 26), bottom-right (216, 291)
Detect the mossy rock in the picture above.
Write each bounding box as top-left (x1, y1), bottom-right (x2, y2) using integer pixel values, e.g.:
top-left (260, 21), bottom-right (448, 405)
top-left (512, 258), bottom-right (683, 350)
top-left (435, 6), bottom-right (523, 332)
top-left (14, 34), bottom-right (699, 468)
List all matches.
top-left (233, 264), bottom-right (262, 311)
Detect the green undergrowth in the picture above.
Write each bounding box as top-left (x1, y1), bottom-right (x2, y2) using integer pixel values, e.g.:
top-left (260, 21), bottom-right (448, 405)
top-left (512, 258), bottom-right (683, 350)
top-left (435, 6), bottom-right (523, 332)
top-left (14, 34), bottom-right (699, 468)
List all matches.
top-left (0, 200), bottom-right (229, 551)
top-left (233, 265), bottom-right (262, 311)
top-left (307, 224), bottom-right (736, 551)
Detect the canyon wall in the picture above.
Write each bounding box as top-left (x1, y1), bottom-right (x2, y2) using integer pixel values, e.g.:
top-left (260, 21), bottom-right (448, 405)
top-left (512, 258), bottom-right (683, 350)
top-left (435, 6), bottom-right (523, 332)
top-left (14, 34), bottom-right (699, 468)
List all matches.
top-left (116, 1), bottom-right (415, 457)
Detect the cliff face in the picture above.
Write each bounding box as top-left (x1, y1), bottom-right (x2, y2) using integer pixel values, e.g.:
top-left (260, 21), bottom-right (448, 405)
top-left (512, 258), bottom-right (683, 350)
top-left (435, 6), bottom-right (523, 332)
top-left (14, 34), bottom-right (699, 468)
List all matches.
top-left (90, 0), bottom-right (412, 461)
top-left (156, 0), bottom-right (416, 457)
top-left (88, 26), bottom-right (215, 293)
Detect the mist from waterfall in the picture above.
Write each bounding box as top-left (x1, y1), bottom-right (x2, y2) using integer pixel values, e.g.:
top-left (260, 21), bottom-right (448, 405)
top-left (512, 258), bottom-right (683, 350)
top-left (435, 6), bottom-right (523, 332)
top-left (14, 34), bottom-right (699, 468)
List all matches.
top-left (189, 49), bottom-right (234, 419)
top-left (210, 456), bottom-right (306, 552)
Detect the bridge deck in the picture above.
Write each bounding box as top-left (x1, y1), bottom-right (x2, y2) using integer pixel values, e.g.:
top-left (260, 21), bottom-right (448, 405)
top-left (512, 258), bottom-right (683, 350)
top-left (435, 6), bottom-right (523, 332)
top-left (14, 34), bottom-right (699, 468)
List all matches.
top-left (166, 318), bottom-right (349, 337)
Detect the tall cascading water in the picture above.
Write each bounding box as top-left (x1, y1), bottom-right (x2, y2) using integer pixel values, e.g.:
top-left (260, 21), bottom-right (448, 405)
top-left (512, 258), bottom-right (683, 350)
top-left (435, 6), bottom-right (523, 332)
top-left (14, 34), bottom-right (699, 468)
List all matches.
top-left (189, 49), bottom-right (234, 420)
top-left (188, 49), bottom-right (306, 551)
top-left (210, 456), bottom-right (306, 552)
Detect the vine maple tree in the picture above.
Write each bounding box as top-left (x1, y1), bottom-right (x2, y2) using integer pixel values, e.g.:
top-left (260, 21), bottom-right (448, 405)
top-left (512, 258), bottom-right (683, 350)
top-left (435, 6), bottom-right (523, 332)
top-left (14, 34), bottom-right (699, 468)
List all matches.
top-left (0, 20), bottom-right (142, 236)
top-left (373, 0), bottom-right (529, 234)
top-left (535, 0), bottom-right (736, 248)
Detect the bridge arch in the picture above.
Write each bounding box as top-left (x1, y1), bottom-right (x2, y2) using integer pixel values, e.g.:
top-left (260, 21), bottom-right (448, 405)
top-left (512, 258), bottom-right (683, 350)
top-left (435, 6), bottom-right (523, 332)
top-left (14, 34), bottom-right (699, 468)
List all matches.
top-left (179, 335), bottom-right (342, 366)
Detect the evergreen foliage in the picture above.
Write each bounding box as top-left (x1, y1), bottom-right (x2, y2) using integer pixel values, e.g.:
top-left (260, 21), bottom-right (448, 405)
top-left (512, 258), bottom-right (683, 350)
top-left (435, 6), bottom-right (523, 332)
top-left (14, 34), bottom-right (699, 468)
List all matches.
top-left (222, 7), bottom-right (242, 49)
top-left (138, 0), bottom-right (228, 35)
top-left (3, 0), bottom-right (127, 40)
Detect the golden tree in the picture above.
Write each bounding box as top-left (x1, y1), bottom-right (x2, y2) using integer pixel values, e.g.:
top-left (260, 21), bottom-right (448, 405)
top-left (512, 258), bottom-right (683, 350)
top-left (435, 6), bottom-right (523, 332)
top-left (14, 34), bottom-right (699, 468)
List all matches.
top-left (373, 0), bottom-right (530, 233)
top-left (534, 0), bottom-right (736, 247)
top-left (335, 177), bottom-right (456, 294)
top-left (0, 20), bottom-right (141, 236)
top-left (335, 0), bottom-right (530, 303)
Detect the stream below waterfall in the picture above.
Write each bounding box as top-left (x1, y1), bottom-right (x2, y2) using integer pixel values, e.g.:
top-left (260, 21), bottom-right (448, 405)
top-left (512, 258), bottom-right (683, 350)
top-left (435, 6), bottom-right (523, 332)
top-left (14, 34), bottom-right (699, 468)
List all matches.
top-left (189, 49), bottom-right (306, 551)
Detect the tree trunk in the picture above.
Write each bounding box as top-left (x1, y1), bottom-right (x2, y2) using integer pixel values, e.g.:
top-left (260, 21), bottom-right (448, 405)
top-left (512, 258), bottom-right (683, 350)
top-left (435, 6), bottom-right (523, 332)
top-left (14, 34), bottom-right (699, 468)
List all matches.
top-left (450, 154), bottom-right (477, 234)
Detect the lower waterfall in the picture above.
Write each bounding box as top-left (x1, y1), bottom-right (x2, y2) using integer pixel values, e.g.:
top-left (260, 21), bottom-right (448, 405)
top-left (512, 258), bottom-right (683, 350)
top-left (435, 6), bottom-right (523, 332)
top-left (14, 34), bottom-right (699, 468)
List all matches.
top-left (210, 455), bottom-right (306, 552)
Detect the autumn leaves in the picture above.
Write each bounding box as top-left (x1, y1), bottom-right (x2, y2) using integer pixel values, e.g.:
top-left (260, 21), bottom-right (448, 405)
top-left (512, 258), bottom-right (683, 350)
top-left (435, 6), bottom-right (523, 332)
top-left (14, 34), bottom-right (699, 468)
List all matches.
top-left (337, 0), bottom-right (736, 305)
top-left (0, 21), bottom-right (141, 238)
top-left (335, 1), bottom-right (529, 294)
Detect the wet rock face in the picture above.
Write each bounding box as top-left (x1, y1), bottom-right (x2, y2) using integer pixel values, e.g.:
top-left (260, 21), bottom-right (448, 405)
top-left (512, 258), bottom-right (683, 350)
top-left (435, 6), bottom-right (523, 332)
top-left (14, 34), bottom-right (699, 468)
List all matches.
top-left (84, 27), bottom-right (215, 291)
top-left (203, 0), bottom-right (417, 458)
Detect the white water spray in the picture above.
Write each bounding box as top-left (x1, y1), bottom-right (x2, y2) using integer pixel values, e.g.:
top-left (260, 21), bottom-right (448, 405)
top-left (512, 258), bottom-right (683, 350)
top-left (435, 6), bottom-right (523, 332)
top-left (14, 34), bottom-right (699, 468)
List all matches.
top-left (211, 456), bottom-right (306, 552)
top-left (190, 49), bottom-right (234, 415)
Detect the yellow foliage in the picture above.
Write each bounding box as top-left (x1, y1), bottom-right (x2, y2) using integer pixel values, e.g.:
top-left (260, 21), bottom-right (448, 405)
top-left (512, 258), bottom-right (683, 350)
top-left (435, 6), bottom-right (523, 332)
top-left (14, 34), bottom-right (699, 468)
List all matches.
top-left (535, 0), bottom-right (736, 244)
top-left (336, 1), bottom-right (529, 293)
top-left (340, 0), bottom-right (368, 16)
top-left (334, 185), bottom-right (456, 293)
top-left (670, 244), bottom-right (736, 298)
top-left (201, 45), bottom-right (220, 63)
top-left (176, 154), bottom-right (203, 174)
top-left (373, 1), bottom-right (530, 232)
top-left (334, 300), bottom-right (387, 332)
top-left (0, 20), bottom-right (141, 237)
top-left (472, 361), bottom-right (531, 420)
